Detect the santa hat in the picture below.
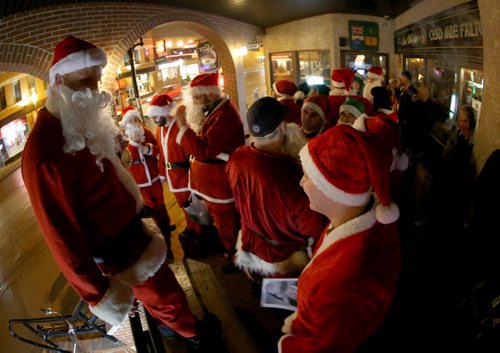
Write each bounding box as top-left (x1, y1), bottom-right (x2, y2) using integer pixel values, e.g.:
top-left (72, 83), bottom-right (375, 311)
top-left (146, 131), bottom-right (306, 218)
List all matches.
top-left (331, 68), bottom-right (355, 89)
top-left (189, 72), bottom-right (221, 97)
top-left (147, 93), bottom-right (176, 117)
top-left (339, 98), bottom-right (365, 118)
top-left (273, 80), bottom-right (299, 98)
top-left (353, 115), bottom-right (408, 172)
top-left (49, 35), bottom-right (107, 85)
top-left (367, 66), bottom-right (384, 80)
top-left (247, 97), bottom-right (285, 138)
top-left (120, 106), bottom-right (142, 128)
top-left (299, 124), bottom-right (399, 224)
top-left (302, 95), bottom-right (328, 122)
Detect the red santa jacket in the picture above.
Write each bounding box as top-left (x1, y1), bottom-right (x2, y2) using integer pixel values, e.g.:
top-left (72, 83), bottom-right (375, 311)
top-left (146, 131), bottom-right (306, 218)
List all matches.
top-left (127, 128), bottom-right (160, 187)
top-left (278, 201), bottom-right (401, 353)
top-left (327, 94), bottom-right (374, 127)
top-left (176, 98), bottom-right (245, 203)
top-left (279, 97), bottom-right (302, 125)
top-left (22, 108), bottom-right (166, 325)
top-left (227, 145), bottom-right (328, 275)
top-left (156, 121), bottom-right (190, 193)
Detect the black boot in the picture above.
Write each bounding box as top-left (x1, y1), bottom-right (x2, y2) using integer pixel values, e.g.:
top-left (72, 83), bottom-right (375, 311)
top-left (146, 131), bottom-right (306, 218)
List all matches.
top-left (185, 312), bottom-right (229, 353)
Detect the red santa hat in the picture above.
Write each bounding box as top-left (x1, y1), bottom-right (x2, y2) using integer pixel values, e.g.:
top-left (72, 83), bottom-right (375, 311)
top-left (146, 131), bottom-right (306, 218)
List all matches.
top-left (302, 94), bottom-right (328, 122)
top-left (189, 72), bottom-right (221, 97)
top-left (367, 66), bottom-right (384, 80)
top-left (331, 68), bottom-right (355, 89)
top-left (49, 35), bottom-right (107, 85)
top-left (353, 115), bottom-right (408, 171)
top-left (272, 80), bottom-right (300, 98)
top-left (147, 93), bottom-right (176, 117)
top-left (119, 106), bottom-right (142, 128)
top-left (299, 124), bottom-right (399, 224)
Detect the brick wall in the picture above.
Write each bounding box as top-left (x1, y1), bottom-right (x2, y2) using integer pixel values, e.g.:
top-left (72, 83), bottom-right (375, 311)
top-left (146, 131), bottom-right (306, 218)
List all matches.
top-left (0, 2), bottom-right (265, 109)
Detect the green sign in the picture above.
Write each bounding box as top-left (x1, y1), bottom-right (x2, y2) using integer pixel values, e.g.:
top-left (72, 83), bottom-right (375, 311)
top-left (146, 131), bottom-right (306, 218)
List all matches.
top-left (349, 21), bottom-right (379, 52)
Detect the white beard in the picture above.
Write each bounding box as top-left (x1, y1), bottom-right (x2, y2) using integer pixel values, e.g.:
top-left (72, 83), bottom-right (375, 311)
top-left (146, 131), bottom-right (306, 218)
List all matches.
top-left (46, 84), bottom-right (144, 212)
top-left (184, 98), bottom-right (207, 134)
top-left (125, 123), bottom-right (145, 143)
top-left (47, 85), bottom-right (119, 171)
top-left (281, 123), bottom-right (306, 160)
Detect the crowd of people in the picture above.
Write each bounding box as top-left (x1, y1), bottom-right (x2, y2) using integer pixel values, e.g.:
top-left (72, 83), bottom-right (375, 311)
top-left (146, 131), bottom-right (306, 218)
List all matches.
top-left (21, 35), bottom-right (485, 353)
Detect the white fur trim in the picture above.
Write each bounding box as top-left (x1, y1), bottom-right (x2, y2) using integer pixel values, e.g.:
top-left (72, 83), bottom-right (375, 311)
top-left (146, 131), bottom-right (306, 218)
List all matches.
top-left (176, 125), bottom-right (189, 145)
top-left (302, 102), bottom-right (325, 121)
top-left (375, 202), bottom-right (400, 224)
top-left (278, 334), bottom-right (294, 353)
top-left (306, 203), bottom-right (377, 270)
top-left (352, 114), bottom-right (367, 131)
top-left (114, 218), bottom-right (167, 286)
top-left (120, 109), bottom-right (141, 128)
top-left (332, 80), bottom-right (345, 88)
top-left (340, 104), bottom-right (362, 118)
top-left (50, 47), bottom-right (107, 85)
top-left (89, 277), bottom-right (134, 326)
top-left (234, 231), bottom-right (309, 276)
top-left (299, 145), bottom-right (371, 206)
top-left (367, 72), bottom-right (384, 80)
top-left (189, 85), bottom-right (220, 97)
top-left (147, 103), bottom-right (175, 118)
top-left (294, 90), bottom-right (305, 101)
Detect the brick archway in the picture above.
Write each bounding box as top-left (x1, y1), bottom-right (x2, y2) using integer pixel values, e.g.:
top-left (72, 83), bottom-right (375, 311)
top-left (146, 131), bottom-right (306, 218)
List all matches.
top-left (0, 2), bottom-right (264, 110)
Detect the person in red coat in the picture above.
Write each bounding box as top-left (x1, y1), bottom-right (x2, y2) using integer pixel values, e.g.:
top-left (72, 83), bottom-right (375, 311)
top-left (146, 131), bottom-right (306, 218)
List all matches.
top-left (227, 97), bottom-right (328, 285)
top-left (120, 108), bottom-right (174, 260)
top-left (272, 79), bottom-right (303, 125)
top-left (327, 68), bottom-right (373, 127)
top-left (278, 124), bottom-right (401, 353)
top-left (175, 72), bottom-right (245, 272)
top-left (21, 35), bottom-right (223, 350)
top-left (147, 93), bottom-right (211, 256)
top-left (300, 94), bottom-right (330, 140)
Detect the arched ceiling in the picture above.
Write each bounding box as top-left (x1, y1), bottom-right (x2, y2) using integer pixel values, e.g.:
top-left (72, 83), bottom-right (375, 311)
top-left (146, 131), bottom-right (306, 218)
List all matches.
top-left (0, 0), bottom-right (419, 28)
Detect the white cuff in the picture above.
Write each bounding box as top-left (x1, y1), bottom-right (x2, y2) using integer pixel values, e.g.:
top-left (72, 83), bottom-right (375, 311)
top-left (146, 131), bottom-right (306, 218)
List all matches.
top-left (89, 278), bottom-right (134, 326)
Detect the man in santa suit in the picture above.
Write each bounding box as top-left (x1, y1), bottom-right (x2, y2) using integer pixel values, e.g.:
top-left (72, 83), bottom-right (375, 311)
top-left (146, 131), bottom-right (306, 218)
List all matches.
top-left (175, 72), bottom-right (245, 272)
top-left (327, 68), bottom-right (373, 127)
top-left (272, 79), bottom-right (303, 125)
top-left (21, 35), bottom-right (223, 351)
top-left (362, 66), bottom-right (385, 103)
top-left (227, 97), bottom-right (328, 288)
top-left (147, 93), bottom-right (211, 257)
top-left (119, 107), bottom-right (174, 260)
top-left (300, 94), bottom-right (330, 140)
top-left (278, 124), bottom-right (401, 353)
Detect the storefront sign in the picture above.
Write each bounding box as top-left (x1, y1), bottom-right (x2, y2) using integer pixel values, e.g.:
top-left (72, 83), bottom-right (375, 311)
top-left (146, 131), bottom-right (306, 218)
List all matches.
top-left (349, 21), bottom-right (379, 52)
top-left (395, 2), bottom-right (482, 53)
top-left (197, 42), bottom-right (218, 72)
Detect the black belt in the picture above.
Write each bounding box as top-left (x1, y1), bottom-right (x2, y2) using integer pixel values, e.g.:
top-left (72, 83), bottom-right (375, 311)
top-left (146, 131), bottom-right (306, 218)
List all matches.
top-left (250, 229), bottom-right (289, 247)
top-left (197, 159), bottom-right (227, 165)
top-left (166, 161), bottom-right (190, 170)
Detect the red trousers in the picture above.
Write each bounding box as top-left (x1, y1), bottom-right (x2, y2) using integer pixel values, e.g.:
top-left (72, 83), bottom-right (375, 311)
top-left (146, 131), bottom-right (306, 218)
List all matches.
top-left (132, 260), bottom-right (199, 338)
top-left (205, 200), bottom-right (240, 255)
top-left (140, 180), bottom-right (171, 241)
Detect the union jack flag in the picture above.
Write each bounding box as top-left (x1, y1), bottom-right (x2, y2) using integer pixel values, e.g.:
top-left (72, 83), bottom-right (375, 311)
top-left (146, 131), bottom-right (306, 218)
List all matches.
top-left (352, 25), bottom-right (364, 36)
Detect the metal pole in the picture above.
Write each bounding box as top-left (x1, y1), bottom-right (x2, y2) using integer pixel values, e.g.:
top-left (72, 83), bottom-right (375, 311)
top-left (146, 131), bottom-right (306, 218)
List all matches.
top-left (128, 37), bottom-right (144, 118)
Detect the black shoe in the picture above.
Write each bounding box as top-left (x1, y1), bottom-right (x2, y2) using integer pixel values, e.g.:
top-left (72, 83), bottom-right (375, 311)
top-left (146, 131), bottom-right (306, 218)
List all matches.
top-left (222, 258), bottom-right (241, 274)
top-left (186, 312), bottom-right (229, 353)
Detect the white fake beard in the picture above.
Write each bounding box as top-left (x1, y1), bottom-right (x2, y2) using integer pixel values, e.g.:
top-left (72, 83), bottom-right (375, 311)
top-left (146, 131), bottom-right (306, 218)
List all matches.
top-left (184, 98), bottom-right (206, 134)
top-left (125, 123), bottom-right (145, 143)
top-left (50, 85), bottom-right (120, 171)
top-left (281, 123), bottom-right (306, 160)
